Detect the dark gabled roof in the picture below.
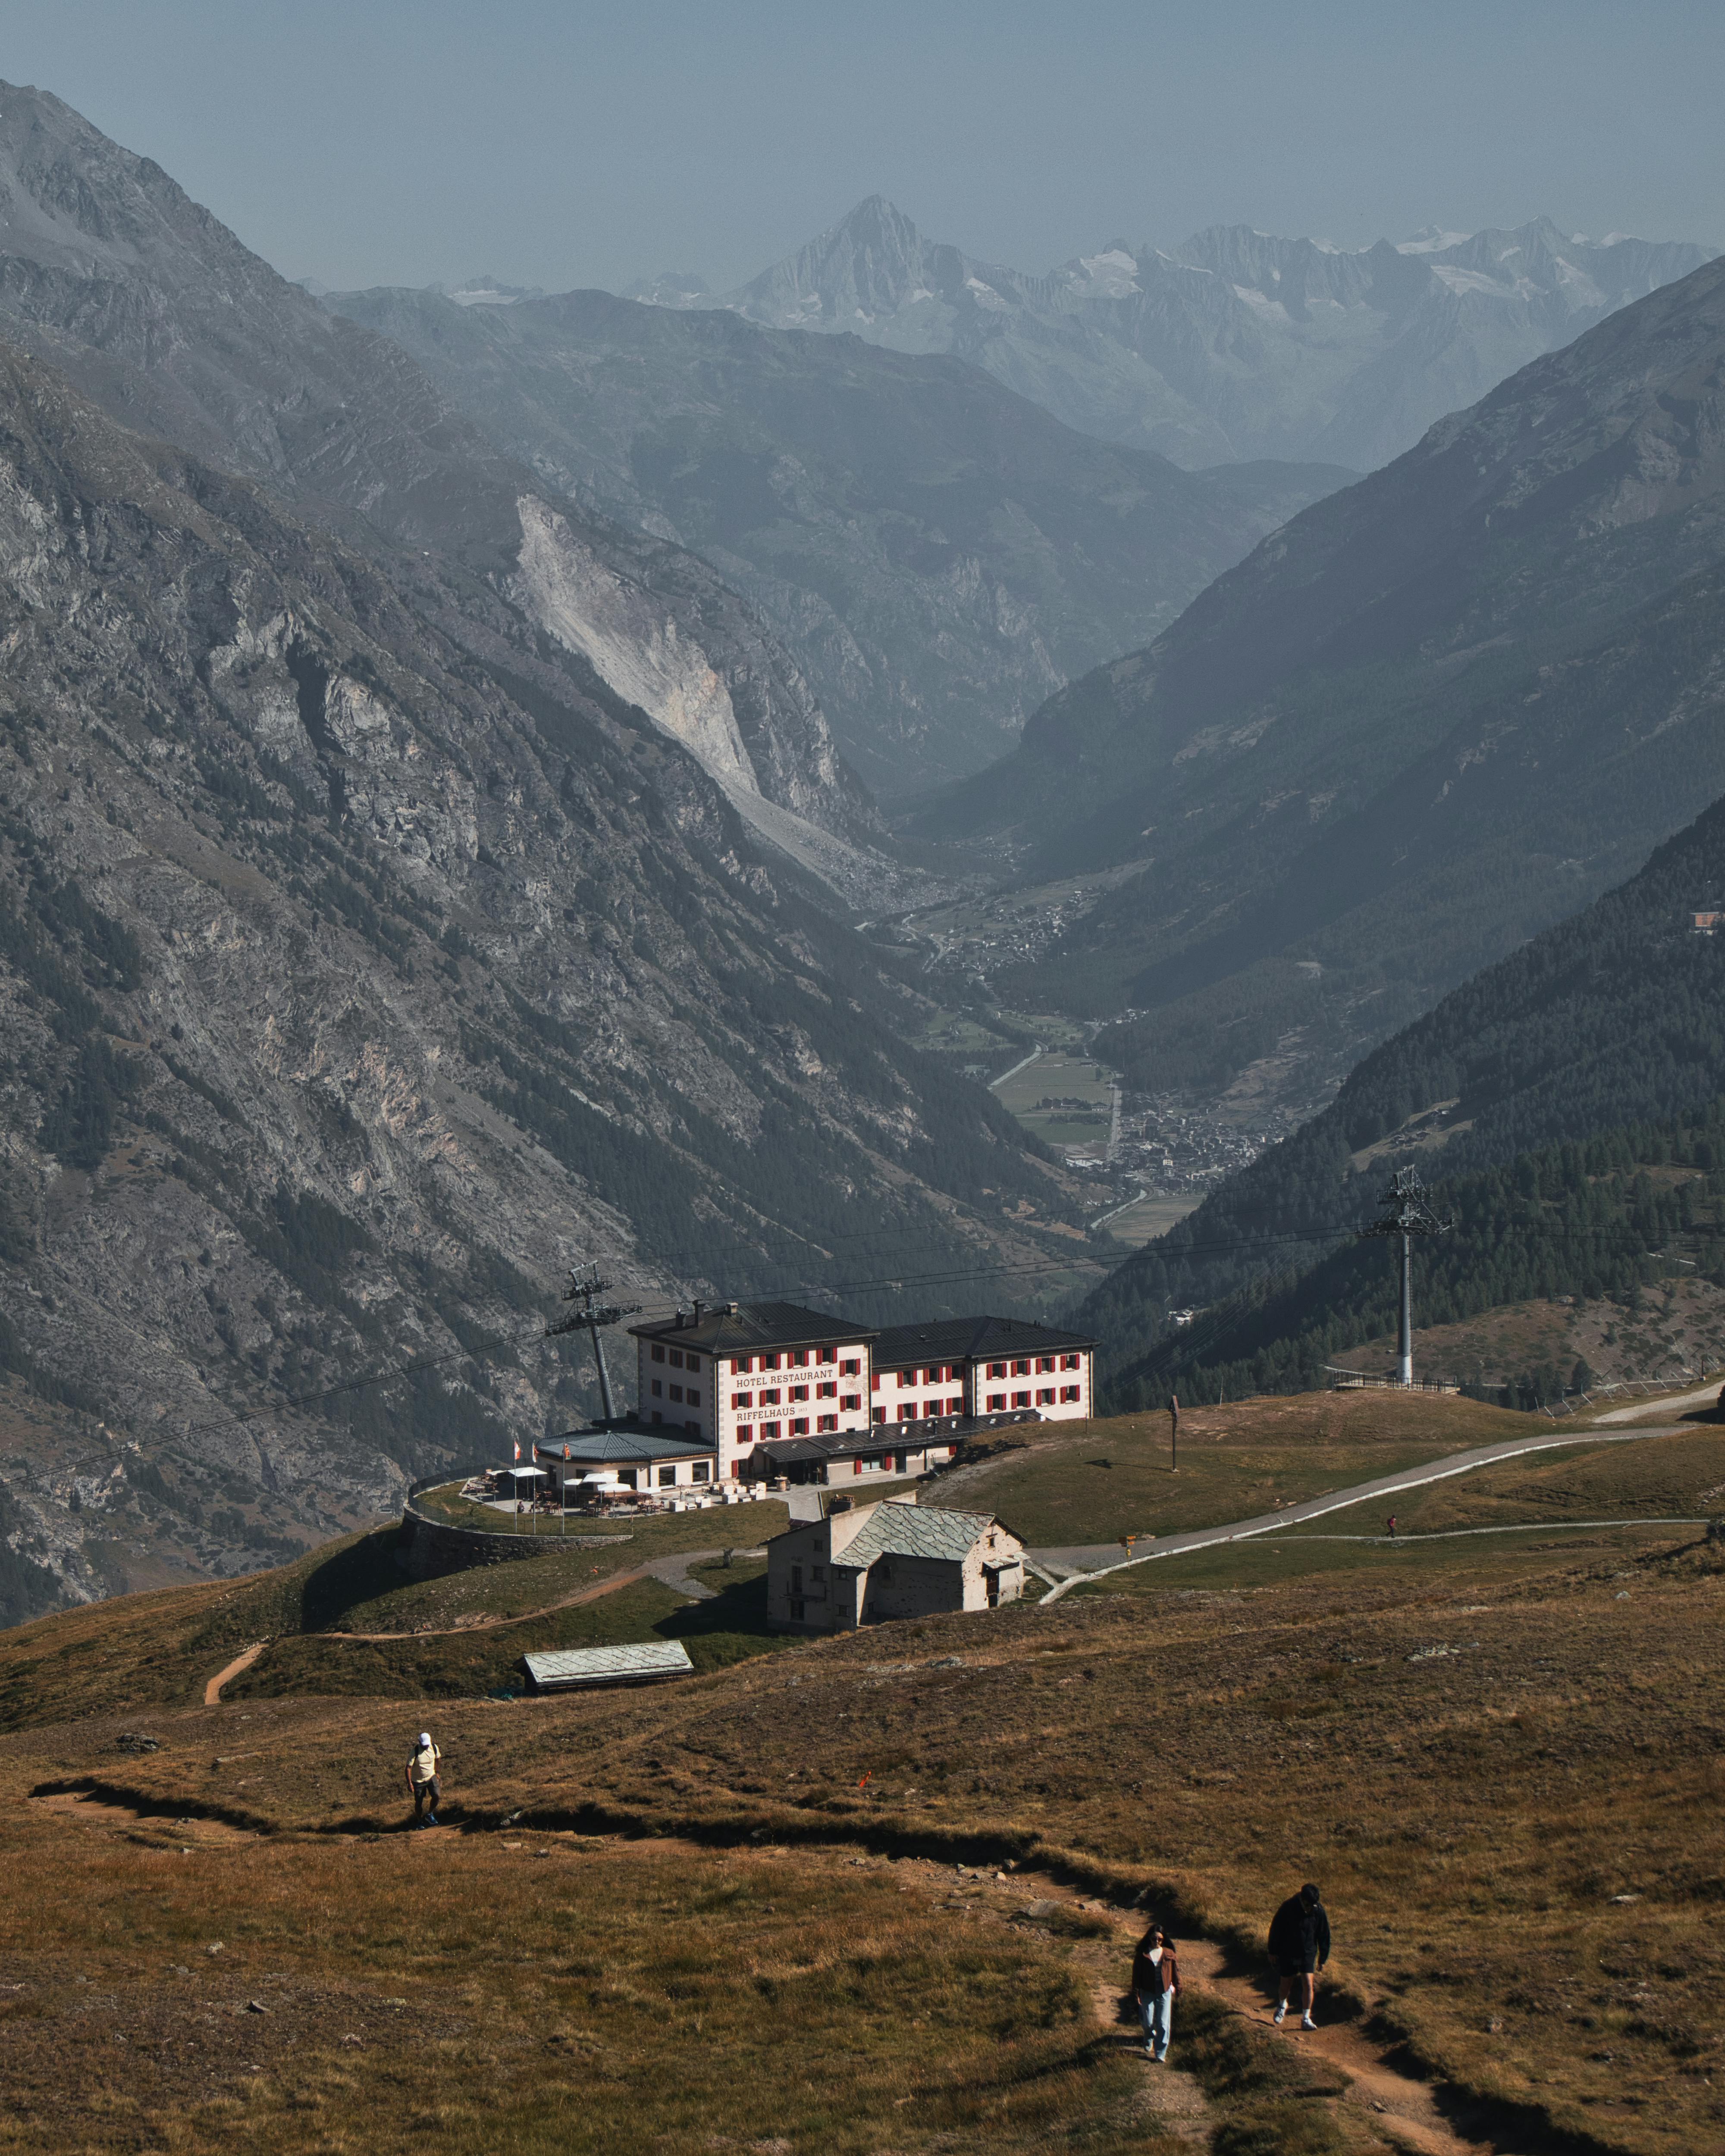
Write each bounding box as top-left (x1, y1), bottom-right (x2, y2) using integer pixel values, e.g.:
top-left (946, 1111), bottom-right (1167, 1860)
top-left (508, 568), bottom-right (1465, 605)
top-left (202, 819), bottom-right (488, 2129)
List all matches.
top-left (628, 1300), bottom-right (877, 1355)
top-left (871, 1314), bottom-right (1097, 1368)
top-left (535, 1423), bottom-right (715, 1465)
top-left (751, 1408), bottom-right (1039, 1465)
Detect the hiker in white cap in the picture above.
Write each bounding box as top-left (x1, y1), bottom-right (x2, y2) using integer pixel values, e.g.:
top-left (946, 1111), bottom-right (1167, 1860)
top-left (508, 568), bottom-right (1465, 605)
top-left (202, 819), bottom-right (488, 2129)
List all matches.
top-left (405, 1730), bottom-right (442, 1827)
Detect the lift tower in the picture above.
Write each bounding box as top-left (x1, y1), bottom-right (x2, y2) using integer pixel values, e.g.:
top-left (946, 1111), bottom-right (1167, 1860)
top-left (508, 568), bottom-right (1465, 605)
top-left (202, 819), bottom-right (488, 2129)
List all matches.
top-left (545, 1266), bottom-right (640, 1424)
top-left (1361, 1166), bottom-right (1451, 1386)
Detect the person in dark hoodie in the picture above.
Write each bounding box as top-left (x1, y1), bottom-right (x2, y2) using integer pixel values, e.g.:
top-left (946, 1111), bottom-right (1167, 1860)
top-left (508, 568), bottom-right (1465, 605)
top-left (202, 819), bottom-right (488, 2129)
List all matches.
top-left (1267, 1882), bottom-right (1330, 2028)
top-left (1130, 1921), bottom-right (1180, 2061)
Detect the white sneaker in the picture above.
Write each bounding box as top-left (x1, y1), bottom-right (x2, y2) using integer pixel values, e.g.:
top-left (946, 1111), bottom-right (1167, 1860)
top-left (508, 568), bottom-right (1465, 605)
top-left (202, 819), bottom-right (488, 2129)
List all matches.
top-left (1301, 2012), bottom-right (1317, 2030)
top-left (1272, 2003), bottom-right (1286, 2025)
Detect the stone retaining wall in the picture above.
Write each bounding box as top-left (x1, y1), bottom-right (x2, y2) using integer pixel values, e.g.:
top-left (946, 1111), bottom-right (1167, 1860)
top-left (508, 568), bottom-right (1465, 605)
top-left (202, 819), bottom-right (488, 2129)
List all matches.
top-left (397, 1501), bottom-right (617, 1582)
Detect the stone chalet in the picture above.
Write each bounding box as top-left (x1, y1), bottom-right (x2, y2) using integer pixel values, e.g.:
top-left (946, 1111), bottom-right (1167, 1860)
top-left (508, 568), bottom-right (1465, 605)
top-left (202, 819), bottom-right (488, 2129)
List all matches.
top-left (767, 1500), bottom-right (1026, 1634)
top-left (627, 1300), bottom-right (1097, 1488)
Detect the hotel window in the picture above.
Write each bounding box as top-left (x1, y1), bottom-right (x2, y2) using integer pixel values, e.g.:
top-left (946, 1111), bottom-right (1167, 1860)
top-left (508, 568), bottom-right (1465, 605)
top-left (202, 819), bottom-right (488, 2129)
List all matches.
top-left (617, 1470), bottom-right (637, 1490)
top-left (817, 1380), bottom-right (836, 1398)
top-left (817, 1413), bottom-right (837, 1433)
top-left (736, 1425), bottom-right (754, 1443)
top-left (947, 1396), bottom-right (963, 1414)
top-left (658, 1466), bottom-right (677, 1488)
top-left (1060, 1385), bottom-right (1080, 1401)
top-left (668, 1384), bottom-right (683, 1403)
top-left (687, 1390), bottom-right (700, 1407)
top-left (841, 1394), bottom-right (861, 1411)
top-left (870, 1372), bottom-right (880, 1391)
top-left (762, 1420), bottom-right (781, 1438)
top-left (897, 1404), bottom-right (913, 1422)
top-left (790, 1350), bottom-right (808, 1367)
top-left (987, 1361), bottom-right (1006, 1379)
top-left (1036, 1387), bottom-right (1055, 1405)
top-left (791, 1564), bottom-right (803, 1592)
top-left (1061, 1354), bottom-right (1080, 1369)
top-left (818, 1344), bottom-right (835, 1364)
top-left (686, 1357), bottom-right (702, 1375)
top-left (732, 1391), bottom-right (752, 1409)
top-left (841, 1358), bottom-right (860, 1376)
top-left (692, 1460), bottom-right (711, 1483)
top-left (669, 1350), bottom-right (683, 1368)
top-left (1013, 1390), bottom-right (1031, 1408)
top-left (651, 1379), bottom-right (662, 1397)
top-left (872, 1407), bottom-right (886, 1423)
top-left (762, 1353), bottom-right (781, 1370)
top-left (792, 1417), bottom-right (809, 1435)
top-left (759, 1387), bottom-right (781, 1406)
top-left (1013, 1359), bottom-right (1030, 1376)
top-left (651, 1345), bottom-right (665, 1363)
top-left (790, 1384), bottom-right (809, 1402)
top-left (897, 1370), bottom-right (911, 1388)
top-left (987, 1393), bottom-right (1005, 1410)
top-left (1037, 1357), bottom-right (1054, 1373)
top-left (810, 1563), bottom-right (825, 1583)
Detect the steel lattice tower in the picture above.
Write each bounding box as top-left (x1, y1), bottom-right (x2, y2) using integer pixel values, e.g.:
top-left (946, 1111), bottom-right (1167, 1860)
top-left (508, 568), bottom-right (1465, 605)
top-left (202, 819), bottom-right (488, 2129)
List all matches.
top-left (1361, 1166), bottom-right (1451, 1386)
top-left (546, 1266), bottom-right (641, 1424)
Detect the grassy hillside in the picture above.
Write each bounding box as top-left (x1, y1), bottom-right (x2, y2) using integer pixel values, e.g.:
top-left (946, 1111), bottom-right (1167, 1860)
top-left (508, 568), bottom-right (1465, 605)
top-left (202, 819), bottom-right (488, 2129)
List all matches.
top-left (0, 1392), bottom-right (1716, 2151)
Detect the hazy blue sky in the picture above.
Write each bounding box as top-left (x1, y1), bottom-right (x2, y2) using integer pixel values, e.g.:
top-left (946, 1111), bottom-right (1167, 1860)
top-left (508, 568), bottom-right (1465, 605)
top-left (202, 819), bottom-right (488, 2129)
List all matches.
top-left (4, 1), bottom-right (1720, 291)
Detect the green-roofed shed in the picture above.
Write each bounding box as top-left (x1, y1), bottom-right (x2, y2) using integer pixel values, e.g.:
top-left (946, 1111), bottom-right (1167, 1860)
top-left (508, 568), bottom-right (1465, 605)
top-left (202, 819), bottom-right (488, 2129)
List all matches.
top-left (765, 1498), bottom-right (1025, 1634)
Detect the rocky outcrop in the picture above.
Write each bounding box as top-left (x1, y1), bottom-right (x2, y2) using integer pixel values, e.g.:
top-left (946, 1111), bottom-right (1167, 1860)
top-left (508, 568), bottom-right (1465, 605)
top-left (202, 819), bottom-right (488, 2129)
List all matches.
top-left (0, 78), bottom-right (877, 848)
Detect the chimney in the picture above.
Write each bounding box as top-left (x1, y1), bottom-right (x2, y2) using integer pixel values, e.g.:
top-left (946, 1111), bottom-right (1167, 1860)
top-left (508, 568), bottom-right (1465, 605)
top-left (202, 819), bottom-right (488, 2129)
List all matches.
top-left (692, 1299), bottom-right (705, 1325)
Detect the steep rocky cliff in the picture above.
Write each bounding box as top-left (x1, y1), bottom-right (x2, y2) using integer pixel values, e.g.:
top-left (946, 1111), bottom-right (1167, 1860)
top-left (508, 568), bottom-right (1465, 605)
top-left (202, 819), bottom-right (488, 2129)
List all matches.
top-left (0, 343), bottom-right (1091, 1617)
top-left (327, 283), bottom-right (1347, 799)
top-left (0, 80), bottom-right (877, 851)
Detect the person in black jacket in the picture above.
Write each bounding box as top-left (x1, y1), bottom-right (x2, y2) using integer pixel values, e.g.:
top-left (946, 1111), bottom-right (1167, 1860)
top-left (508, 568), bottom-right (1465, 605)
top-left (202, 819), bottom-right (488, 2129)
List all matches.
top-left (1267, 1882), bottom-right (1330, 2028)
top-left (1129, 1923), bottom-right (1180, 2061)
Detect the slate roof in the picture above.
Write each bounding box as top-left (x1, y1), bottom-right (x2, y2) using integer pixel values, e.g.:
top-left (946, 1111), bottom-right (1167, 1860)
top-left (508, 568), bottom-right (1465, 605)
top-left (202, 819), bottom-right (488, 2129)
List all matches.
top-left (536, 1426), bottom-right (715, 1465)
top-left (523, 1640), bottom-right (694, 1690)
top-left (628, 1300), bottom-right (877, 1355)
top-left (834, 1504), bottom-right (1007, 1569)
top-left (871, 1314), bottom-right (1096, 1368)
top-left (753, 1409), bottom-right (1037, 1465)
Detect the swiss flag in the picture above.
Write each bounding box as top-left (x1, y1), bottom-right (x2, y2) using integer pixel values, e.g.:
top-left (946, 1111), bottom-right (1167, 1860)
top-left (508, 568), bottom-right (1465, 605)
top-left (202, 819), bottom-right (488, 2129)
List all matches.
top-left (513, 1440), bottom-right (521, 1462)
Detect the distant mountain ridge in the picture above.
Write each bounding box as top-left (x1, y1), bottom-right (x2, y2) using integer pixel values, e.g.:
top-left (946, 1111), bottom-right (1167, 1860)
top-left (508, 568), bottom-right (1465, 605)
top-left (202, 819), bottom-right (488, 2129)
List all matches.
top-left (326, 281), bottom-right (1348, 799)
top-left (643, 194), bottom-right (1714, 471)
top-left (923, 250), bottom-right (1725, 1106)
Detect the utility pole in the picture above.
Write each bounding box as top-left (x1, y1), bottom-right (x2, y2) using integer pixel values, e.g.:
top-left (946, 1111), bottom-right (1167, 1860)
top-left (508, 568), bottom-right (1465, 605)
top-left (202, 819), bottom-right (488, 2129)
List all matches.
top-left (1361, 1166), bottom-right (1451, 1386)
top-left (545, 1266), bottom-right (641, 1427)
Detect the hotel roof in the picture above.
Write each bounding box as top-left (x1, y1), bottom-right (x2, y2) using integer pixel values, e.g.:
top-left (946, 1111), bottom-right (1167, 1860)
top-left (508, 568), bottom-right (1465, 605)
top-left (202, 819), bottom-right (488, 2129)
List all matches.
top-left (871, 1314), bottom-right (1097, 1366)
top-left (628, 1300), bottom-right (877, 1356)
top-left (535, 1425), bottom-right (715, 1465)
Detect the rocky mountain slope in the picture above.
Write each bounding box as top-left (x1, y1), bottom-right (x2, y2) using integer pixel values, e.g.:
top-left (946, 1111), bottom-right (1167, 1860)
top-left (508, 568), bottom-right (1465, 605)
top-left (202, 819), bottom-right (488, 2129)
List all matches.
top-left (0, 81), bottom-right (878, 860)
top-left (921, 252), bottom-right (1725, 1102)
top-left (643, 194), bottom-right (1712, 470)
top-left (324, 283), bottom-right (1346, 800)
top-left (0, 334), bottom-right (1096, 1621)
top-left (1077, 782), bottom-right (1725, 1398)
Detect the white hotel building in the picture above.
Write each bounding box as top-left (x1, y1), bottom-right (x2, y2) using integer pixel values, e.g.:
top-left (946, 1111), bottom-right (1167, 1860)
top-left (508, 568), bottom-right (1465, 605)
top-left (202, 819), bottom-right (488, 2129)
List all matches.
top-left (626, 1300), bottom-right (1097, 1487)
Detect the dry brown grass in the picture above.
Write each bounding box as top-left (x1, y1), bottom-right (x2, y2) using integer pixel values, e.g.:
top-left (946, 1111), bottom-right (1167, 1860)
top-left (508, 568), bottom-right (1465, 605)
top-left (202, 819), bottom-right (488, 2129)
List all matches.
top-left (1, 1394), bottom-right (1720, 2152)
top-left (924, 1391), bottom-right (1543, 1546)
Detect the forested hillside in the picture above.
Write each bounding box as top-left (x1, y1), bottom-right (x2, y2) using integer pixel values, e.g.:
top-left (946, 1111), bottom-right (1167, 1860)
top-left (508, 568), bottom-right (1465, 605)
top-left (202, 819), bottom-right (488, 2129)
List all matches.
top-left (1079, 785), bottom-right (1725, 1394)
top-left (1104, 1100), bottom-right (1725, 1410)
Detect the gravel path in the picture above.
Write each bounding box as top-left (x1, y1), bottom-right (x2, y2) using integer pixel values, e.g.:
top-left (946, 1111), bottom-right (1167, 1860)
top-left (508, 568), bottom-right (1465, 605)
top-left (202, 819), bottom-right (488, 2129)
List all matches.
top-left (1035, 1420), bottom-right (1694, 1599)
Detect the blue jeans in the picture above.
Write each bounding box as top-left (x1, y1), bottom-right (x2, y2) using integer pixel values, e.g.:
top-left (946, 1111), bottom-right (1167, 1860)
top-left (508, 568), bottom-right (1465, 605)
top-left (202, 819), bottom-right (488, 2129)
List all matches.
top-left (1138, 1988), bottom-right (1172, 2058)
